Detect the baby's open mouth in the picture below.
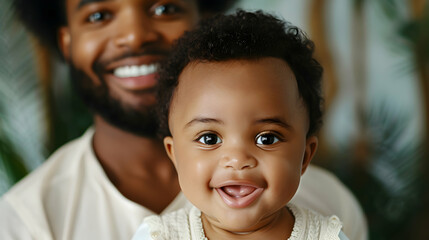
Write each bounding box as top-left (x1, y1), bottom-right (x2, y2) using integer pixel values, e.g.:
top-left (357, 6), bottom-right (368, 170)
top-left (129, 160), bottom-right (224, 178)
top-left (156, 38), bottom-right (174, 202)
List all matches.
top-left (221, 185), bottom-right (257, 198)
top-left (216, 184), bottom-right (264, 208)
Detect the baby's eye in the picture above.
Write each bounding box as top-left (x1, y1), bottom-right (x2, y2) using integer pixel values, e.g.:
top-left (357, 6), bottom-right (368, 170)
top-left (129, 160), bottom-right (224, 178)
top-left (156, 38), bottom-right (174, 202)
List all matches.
top-left (153, 4), bottom-right (183, 16)
top-left (197, 133), bottom-right (222, 145)
top-left (87, 11), bottom-right (112, 23)
top-left (255, 133), bottom-right (280, 145)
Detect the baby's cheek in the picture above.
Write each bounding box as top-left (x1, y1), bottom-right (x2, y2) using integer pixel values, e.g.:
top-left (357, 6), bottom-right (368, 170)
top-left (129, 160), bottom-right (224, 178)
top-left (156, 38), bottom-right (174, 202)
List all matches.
top-left (178, 168), bottom-right (209, 207)
top-left (270, 169), bottom-right (300, 202)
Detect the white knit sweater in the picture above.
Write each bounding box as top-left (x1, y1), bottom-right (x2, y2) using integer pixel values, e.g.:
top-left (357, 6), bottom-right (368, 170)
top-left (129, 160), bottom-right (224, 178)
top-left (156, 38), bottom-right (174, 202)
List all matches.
top-left (132, 204), bottom-right (348, 240)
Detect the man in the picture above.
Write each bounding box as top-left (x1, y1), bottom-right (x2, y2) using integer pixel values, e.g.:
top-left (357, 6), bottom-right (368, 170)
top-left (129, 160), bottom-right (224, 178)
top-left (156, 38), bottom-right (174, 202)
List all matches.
top-left (0, 0), bottom-right (367, 239)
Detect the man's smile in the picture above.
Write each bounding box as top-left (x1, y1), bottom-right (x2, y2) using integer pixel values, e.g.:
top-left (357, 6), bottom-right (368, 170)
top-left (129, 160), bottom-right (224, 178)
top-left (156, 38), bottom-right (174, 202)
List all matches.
top-left (102, 54), bottom-right (166, 91)
top-left (113, 64), bottom-right (158, 78)
top-left (110, 64), bottom-right (159, 91)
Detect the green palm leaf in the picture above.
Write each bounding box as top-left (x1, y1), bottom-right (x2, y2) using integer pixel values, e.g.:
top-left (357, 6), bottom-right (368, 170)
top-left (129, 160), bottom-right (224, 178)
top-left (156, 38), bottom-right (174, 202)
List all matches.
top-left (332, 101), bottom-right (424, 239)
top-left (0, 0), bottom-right (48, 195)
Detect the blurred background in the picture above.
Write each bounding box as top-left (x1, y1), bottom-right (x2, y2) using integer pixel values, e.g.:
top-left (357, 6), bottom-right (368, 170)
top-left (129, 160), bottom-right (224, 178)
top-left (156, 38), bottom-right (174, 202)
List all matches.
top-left (0, 0), bottom-right (428, 239)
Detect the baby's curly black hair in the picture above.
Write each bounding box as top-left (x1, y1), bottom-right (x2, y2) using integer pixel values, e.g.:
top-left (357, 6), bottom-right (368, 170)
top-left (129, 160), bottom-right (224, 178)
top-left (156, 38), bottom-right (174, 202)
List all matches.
top-left (157, 10), bottom-right (324, 138)
top-left (12, 0), bottom-right (236, 55)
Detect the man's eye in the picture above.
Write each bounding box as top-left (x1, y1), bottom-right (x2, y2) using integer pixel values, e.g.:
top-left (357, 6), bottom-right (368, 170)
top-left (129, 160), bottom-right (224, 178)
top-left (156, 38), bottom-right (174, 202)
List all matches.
top-left (87, 11), bottom-right (112, 23)
top-left (255, 133), bottom-right (280, 145)
top-left (197, 133), bottom-right (222, 145)
top-left (154, 4), bottom-right (182, 16)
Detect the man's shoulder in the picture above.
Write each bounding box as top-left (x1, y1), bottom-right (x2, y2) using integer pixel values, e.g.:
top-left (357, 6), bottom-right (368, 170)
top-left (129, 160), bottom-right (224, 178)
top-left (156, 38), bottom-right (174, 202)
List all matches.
top-left (301, 164), bottom-right (343, 184)
top-left (3, 129), bottom-right (94, 199)
top-left (0, 198), bottom-right (34, 239)
top-left (293, 165), bottom-right (357, 206)
top-left (0, 129), bottom-right (94, 239)
top-left (291, 164), bottom-right (368, 240)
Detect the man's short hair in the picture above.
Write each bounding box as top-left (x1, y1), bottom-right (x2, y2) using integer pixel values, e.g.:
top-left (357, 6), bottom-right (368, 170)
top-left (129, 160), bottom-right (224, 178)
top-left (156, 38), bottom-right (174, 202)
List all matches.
top-left (12, 0), bottom-right (236, 55)
top-left (157, 10), bottom-right (324, 138)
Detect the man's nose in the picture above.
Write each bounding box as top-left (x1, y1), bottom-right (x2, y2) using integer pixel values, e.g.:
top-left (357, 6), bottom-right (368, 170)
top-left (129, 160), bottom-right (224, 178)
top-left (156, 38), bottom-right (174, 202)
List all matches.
top-left (220, 147), bottom-right (257, 170)
top-left (113, 12), bottom-right (160, 50)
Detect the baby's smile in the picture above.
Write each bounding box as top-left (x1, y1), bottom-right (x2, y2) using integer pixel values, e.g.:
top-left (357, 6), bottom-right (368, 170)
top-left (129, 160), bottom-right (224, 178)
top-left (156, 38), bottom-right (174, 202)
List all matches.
top-left (215, 183), bottom-right (264, 208)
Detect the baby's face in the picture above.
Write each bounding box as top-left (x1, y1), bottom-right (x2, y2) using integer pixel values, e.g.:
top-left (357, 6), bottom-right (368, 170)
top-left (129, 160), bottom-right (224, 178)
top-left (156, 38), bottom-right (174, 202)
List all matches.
top-left (164, 58), bottom-right (318, 233)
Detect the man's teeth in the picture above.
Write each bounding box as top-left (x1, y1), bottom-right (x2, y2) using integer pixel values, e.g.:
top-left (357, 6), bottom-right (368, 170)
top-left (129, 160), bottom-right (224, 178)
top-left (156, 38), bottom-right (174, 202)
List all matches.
top-left (113, 64), bottom-right (158, 78)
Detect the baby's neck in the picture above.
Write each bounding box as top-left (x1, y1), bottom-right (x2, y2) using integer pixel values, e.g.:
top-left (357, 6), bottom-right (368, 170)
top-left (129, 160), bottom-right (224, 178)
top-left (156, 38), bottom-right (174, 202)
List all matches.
top-left (201, 207), bottom-right (295, 240)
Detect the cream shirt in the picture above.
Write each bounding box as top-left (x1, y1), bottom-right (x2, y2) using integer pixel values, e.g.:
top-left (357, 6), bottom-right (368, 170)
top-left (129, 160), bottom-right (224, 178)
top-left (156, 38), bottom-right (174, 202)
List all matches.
top-left (0, 128), bottom-right (367, 240)
top-left (132, 205), bottom-right (348, 240)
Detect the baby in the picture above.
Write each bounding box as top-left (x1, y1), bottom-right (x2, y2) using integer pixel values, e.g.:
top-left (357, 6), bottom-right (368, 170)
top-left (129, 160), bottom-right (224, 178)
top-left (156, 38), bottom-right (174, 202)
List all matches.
top-left (133, 10), bottom-right (348, 240)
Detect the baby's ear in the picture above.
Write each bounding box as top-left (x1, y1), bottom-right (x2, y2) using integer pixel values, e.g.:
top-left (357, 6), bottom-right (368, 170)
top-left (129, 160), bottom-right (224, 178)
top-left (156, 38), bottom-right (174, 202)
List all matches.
top-left (301, 136), bottom-right (318, 175)
top-left (163, 136), bottom-right (176, 166)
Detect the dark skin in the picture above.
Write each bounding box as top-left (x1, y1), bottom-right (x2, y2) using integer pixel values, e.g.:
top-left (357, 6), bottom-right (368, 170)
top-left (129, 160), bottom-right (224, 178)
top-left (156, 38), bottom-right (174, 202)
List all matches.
top-left (59, 0), bottom-right (200, 213)
top-left (93, 116), bottom-right (179, 213)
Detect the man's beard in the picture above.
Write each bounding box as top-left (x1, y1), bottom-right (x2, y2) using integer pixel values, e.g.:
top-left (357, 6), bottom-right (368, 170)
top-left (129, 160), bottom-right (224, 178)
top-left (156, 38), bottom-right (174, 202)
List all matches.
top-left (70, 64), bottom-right (159, 139)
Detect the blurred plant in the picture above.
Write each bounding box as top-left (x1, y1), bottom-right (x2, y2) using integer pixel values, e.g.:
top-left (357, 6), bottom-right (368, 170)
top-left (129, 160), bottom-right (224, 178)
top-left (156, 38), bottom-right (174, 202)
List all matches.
top-left (0, 0), bottom-right (92, 195)
top-left (333, 102), bottom-right (424, 240)
top-left (309, 0), bottom-right (339, 112)
top-left (375, 0), bottom-right (429, 238)
top-left (0, 126), bottom-right (28, 193)
top-left (377, 0), bottom-right (429, 144)
top-left (308, 0), bottom-right (340, 162)
top-left (309, 0), bottom-right (427, 238)
top-left (0, 0), bottom-right (47, 195)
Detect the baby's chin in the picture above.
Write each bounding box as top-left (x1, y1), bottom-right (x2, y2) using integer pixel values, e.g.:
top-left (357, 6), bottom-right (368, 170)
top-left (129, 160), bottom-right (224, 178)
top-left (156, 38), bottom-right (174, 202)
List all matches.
top-left (201, 209), bottom-right (274, 234)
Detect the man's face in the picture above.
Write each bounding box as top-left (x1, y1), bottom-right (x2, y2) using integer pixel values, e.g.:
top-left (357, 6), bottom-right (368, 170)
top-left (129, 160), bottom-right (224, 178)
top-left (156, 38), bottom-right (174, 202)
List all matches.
top-left (164, 58), bottom-right (318, 233)
top-left (59, 0), bottom-right (199, 137)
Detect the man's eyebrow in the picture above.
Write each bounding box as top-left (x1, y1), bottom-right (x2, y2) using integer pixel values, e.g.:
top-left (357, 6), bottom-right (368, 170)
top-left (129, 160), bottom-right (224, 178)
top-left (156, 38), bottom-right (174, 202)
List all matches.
top-left (76, 0), bottom-right (111, 10)
top-left (255, 117), bottom-right (292, 130)
top-left (184, 118), bottom-right (224, 129)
